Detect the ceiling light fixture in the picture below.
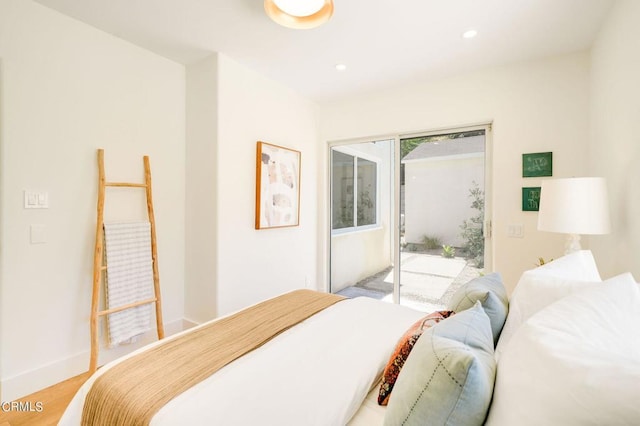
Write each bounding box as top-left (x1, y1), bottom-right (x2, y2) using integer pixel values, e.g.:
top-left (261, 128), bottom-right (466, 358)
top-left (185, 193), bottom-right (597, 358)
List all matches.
top-left (264, 0), bottom-right (334, 29)
top-left (462, 29), bottom-right (478, 39)
top-left (335, 63), bottom-right (347, 71)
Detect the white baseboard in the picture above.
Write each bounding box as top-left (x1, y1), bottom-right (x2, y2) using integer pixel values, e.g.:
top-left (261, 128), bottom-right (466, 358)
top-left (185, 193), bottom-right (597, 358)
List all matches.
top-left (1, 318), bottom-right (186, 401)
top-left (181, 317), bottom-right (200, 329)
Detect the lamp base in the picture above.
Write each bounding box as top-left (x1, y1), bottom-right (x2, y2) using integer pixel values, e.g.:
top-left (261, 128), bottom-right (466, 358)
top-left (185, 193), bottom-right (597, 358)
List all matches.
top-left (564, 233), bottom-right (582, 255)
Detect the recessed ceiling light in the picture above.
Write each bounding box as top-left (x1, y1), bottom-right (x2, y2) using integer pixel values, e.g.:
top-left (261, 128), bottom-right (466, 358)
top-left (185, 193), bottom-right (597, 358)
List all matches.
top-left (335, 64), bottom-right (347, 71)
top-left (462, 29), bottom-right (478, 39)
top-left (264, 0), bottom-right (334, 29)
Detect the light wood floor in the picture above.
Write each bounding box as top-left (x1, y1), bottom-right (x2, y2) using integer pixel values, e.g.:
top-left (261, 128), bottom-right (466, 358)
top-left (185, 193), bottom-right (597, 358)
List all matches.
top-left (0, 372), bottom-right (91, 426)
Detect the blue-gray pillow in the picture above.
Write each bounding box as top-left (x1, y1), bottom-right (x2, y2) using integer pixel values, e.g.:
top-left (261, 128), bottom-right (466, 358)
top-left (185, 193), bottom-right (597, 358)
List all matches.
top-left (384, 302), bottom-right (496, 426)
top-left (447, 272), bottom-right (508, 345)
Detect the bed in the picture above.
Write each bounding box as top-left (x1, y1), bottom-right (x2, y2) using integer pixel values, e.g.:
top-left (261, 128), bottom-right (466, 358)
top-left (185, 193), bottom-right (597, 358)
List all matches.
top-left (60, 250), bottom-right (640, 426)
top-left (61, 290), bottom-right (426, 425)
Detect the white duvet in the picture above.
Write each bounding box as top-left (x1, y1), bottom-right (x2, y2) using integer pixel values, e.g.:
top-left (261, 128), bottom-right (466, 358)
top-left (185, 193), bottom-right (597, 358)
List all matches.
top-left (60, 296), bottom-right (422, 426)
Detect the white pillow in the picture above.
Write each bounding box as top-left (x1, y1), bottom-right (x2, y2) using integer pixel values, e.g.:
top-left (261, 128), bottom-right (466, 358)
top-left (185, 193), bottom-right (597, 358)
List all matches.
top-left (495, 250), bottom-right (602, 359)
top-left (525, 249), bottom-right (602, 281)
top-left (486, 272), bottom-right (640, 426)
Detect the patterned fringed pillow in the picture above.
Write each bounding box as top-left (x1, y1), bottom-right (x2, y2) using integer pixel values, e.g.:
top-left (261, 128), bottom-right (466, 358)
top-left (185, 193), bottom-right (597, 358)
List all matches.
top-left (378, 310), bottom-right (455, 405)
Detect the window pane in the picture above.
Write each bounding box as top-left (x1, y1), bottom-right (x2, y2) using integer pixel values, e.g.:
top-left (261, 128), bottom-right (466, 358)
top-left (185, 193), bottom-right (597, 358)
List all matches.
top-left (357, 158), bottom-right (377, 226)
top-left (332, 151), bottom-right (354, 229)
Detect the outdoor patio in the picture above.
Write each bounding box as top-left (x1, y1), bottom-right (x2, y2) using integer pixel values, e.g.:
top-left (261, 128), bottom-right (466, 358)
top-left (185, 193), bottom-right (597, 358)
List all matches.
top-left (336, 252), bottom-right (482, 312)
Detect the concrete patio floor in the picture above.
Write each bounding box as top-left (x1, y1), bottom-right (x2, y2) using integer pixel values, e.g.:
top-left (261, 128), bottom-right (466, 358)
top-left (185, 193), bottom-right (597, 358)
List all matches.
top-left (336, 252), bottom-right (482, 312)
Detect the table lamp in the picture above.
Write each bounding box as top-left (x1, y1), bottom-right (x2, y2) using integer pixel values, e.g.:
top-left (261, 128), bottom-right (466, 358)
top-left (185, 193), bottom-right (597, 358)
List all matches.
top-left (537, 177), bottom-right (611, 254)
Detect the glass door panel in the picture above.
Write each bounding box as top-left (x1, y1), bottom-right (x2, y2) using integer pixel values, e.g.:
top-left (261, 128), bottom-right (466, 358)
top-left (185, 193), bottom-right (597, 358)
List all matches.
top-left (399, 130), bottom-right (487, 311)
top-left (328, 127), bottom-right (490, 311)
top-left (329, 139), bottom-right (394, 302)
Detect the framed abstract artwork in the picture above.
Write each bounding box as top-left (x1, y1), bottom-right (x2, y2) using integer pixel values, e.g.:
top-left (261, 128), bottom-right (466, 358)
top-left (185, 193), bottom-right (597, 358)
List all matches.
top-left (255, 141), bottom-right (301, 230)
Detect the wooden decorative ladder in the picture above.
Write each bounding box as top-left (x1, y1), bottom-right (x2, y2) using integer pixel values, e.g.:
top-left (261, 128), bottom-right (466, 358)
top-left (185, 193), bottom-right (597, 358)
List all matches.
top-left (89, 149), bottom-right (164, 373)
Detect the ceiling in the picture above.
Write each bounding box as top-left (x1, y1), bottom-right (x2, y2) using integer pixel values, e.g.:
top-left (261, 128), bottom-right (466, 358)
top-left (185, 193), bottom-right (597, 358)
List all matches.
top-left (33, 0), bottom-right (615, 102)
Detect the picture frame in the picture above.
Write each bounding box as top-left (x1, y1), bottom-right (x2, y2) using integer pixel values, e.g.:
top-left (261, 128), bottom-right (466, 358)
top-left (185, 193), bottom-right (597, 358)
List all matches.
top-left (255, 141), bottom-right (301, 230)
top-left (522, 187), bottom-right (541, 211)
top-left (522, 152), bottom-right (553, 177)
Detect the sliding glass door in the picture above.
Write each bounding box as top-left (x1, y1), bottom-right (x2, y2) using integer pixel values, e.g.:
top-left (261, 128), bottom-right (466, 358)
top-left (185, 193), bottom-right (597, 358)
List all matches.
top-left (329, 126), bottom-right (491, 311)
top-left (399, 130), bottom-right (487, 311)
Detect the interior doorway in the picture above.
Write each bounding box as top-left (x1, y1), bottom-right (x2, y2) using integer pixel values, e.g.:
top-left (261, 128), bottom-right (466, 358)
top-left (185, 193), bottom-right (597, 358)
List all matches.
top-left (329, 126), bottom-right (491, 312)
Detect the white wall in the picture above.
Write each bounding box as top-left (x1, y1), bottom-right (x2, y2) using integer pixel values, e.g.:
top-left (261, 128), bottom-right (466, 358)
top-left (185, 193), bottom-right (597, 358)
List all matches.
top-left (185, 54), bottom-right (218, 323)
top-left (331, 229), bottom-right (390, 292)
top-left (0, 0), bottom-right (185, 399)
top-left (404, 154), bottom-right (484, 247)
top-left (589, 0), bottom-right (640, 280)
top-left (215, 54), bottom-right (320, 315)
top-left (320, 53), bottom-right (592, 293)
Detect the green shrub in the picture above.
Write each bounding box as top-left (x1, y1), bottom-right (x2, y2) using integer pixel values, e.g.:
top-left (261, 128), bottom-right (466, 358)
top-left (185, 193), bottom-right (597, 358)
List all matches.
top-left (441, 245), bottom-right (456, 258)
top-left (460, 182), bottom-right (485, 267)
top-left (422, 235), bottom-right (442, 250)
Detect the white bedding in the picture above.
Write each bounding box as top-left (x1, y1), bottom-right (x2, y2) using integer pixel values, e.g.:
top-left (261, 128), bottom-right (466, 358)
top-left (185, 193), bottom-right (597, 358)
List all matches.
top-left (348, 384), bottom-right (387, 425)
top-left (61, 296), bottom-right (421, 425)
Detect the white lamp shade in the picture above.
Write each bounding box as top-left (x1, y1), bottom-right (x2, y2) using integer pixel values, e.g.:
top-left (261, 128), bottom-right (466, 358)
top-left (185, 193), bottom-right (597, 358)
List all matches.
top-left (538, 177), bottom-right (611, 235)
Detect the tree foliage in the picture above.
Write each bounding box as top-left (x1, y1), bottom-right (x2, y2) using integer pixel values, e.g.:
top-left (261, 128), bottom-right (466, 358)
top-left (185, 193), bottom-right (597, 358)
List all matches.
top-left (460, 181), bottom-right (485, 268)
top-left (400, 130), bottom-right (485, 159)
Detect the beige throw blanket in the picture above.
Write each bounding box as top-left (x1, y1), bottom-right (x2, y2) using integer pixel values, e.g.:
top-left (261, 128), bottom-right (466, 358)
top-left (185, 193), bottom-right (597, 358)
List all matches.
top-left (82, 290), bottom-right (344, 426)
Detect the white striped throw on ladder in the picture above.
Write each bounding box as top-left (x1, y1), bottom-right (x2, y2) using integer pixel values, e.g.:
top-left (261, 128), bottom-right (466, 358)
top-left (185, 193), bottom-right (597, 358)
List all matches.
top-left (103, 222), bottom-right (154, 347)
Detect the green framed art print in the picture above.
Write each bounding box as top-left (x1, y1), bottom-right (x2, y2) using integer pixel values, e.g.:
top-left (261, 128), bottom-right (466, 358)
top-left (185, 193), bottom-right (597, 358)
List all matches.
top-left (522, 152), bottom-right (552, 177)
top-left (522, 187), bottom-right (541, 211)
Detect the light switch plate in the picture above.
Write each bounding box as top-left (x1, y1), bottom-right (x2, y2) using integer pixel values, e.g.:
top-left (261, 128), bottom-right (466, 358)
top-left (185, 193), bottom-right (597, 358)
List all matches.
top-left (507, 224), bottom-right (524, 238)
top-left (24, 191), bottom-right (49, 209)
